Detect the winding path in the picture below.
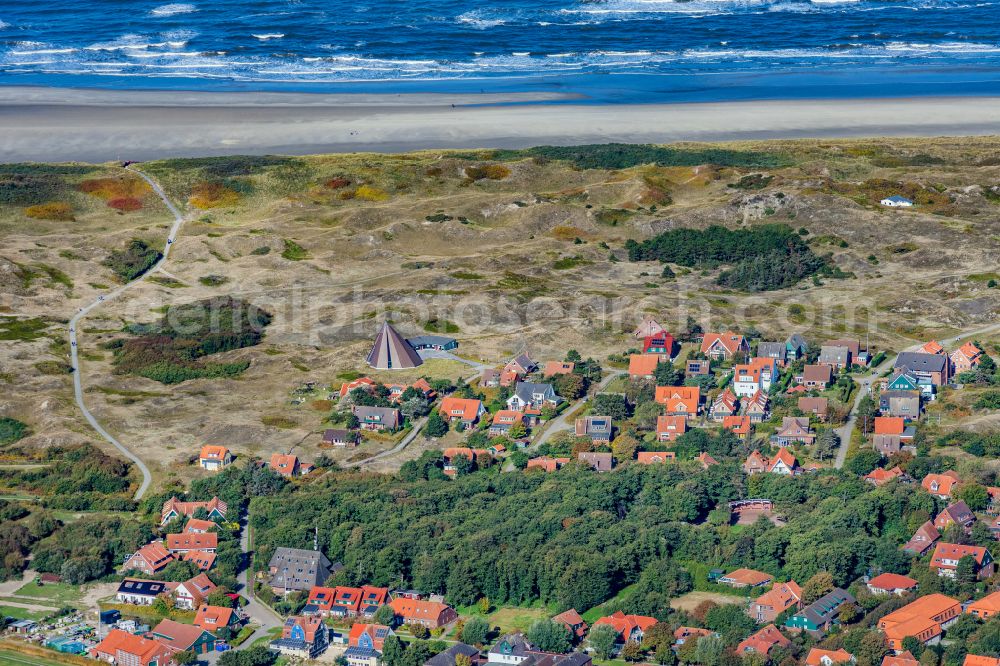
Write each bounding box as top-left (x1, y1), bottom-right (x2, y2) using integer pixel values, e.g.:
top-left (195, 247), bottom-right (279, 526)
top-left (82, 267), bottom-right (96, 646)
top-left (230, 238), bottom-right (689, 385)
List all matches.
top-left (68, 166), bottom-right (185, 501)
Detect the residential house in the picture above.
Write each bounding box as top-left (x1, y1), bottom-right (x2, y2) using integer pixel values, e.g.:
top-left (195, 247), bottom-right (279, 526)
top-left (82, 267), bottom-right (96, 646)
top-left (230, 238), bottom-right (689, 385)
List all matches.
top-left (643, 332), bottom-right (675, 357)
top-left (922, 471), bottom-right (961, 500)
top-left (634, 316), bottom-right (665, 338)
top-left (628, 354), bottom-right (661, 380)
top-left (864, 466), bottom-right (907, 486)
top-left (507, 382), bottom-right (560, 411)
top-left (166, 532), bottom-right (217, 557)
top-left (490, 410), bottom-right (529, 438)
top-left (269, 453), bottom-right (302, 478)
top-left (967, 591), bottom-right (1000, 620)
top-left (895, 352), bottom-right (950, 386)
top-left (867, 573), bottom-right (918, 596)
top-left (723, 415), bottom-right (752, 440)
top-left (90, 629), bottom-right (173, 666)
top-left (115, 578), bottom-right (173, 606)
top-left (766, 448), bottom-right (798, 475)
top-left (592, 611), bottom-right (658, 645)
top-left (443, 448), bottom-right (491, 476)
top-left (771, 417), bottom-right (814, 446)
top-left (655, 385), bottom-right (701, 420)
top-left (488, 633), bottom-right (533, 664)
top-left (553, 609), bottom-right (588, 642)
top-left (878, 594), bottom-right (961, 650)
top-left (426, 645), bottom-right (482, 666)
top-left (656, 415), bottom-right (687, 442)
top-left (785, 588), bottom-right (855, 636)
top-left (578, 452), bottom-right (613, 472)
top-left (173, 573), bottom-right (217, 610)
top-left (349, 623), bottom-right (393, 651)
top-left (922, 340), bottom-right (946, 356)
top-left (122, 542), bottom-right (174, 575)
top-left (886, 371), bottom-right (921, 393)
top-left (151, 619), bottom-right (216, 655)
top-left (267, 548), bottom-right (337, 595)
top-left (798, 397), bottom-right (829, 420)
top-left (733, 358), bottom-right (779, 397)
top-left (818, 346), bottom-right (851, 369)
top-left (902, 521), bottom-right (941, 556)
top-left (879, 390), bottom-right (921, 420)
top-left (799, 365), bottom-right (833, 389)
top-left (195, 605), bottom-right (241, 634)
top-left (340, 376), bottom-right (377, 398)
top-left (709, 389), bottom-right (738, 421)
top-left (750, 581), bottom-right (802, 623)
top-left (389, 597), bottom-right (458, 628)
top-left (271, 615), bottom-right (330, 658)
top-left (884, 653), bottom-right (920, 666)
top-left (526, 457), bottom-right (569, 472)
top-left (952, 342), bottom-right (984, 375)
top-left (636, 451), bottom-right (677, 464)
top-left (674, 627), bottom-right (714, 646)
top-left (687, 359), bottom-right (711, 376)
top-left (543, 361), bottom-right (575, 378)
top-left (745, 391), bottom-right (770, 423)
top-left (701, 331), bottom-right (749, 361)
top-left (965, 658), bottom-right (1000, 666)
top-left (160, 496), bottom-right (227, 525)
top-left (828, 339), bottom-right (865, 364)
top-left (744, 450), bottom-right (770, 475)
top-left (934, 501), bottom-right (976, 532)
top-left (787, 334), bottom-right (809, 359)
top-left (930, 543), bottom-right (994, 579)
top-left (184, 518), bottom-right (215, 534)
top-left (304, 585), bottom-right (389, 618)
top-left (481, 369), bottom-right (502, 388)
top-left (719, 568), bottom-right (773, 589)
top-left (873, 417), bottom-right (914, 456)
top-left (323, 428), bottom-right (359, 448)
top-left (353, 405), bottom-right (403, 431)
top-left (697, 452), bottom-right (720, 469)
top-left (575, 416), bottom-right (613, 444)
top-left (199, 445), bottom-right (232, 471)
top-left (806, 649), bottom-right (855, 666)
top-left (757, 342), bottom-right (788, 366)
top-left (439, 397), bottom-right (487, 427)
top-left (737, 625), bottom-right (790, 657)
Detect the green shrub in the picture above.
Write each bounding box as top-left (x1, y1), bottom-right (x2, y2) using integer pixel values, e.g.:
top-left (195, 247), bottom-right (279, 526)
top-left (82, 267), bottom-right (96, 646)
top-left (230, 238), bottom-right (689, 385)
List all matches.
top-left (281, 239), bottom-right (308, 261)
top-left (0, 417), bottom-right (29, 445)
top-left (490, 143), bottom-right (791, 170)
top-left (103, 239), bottom-right (162, 281)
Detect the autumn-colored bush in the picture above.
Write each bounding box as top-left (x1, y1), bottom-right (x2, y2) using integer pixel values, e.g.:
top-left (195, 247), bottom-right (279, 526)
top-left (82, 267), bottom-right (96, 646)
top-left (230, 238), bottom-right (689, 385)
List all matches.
top-left (78, 176), bottom-right (151, 201)
top-left (324, 177), bottom-right (351, 189)
top-left (189, 181), bottom-right (240, 209)
top-left (465, 164), bottom-right (511, 181)
top-left (107, 197), bottom-right (143, 212)
top-left (354, 185), bottom-right (389, 202)
top-left (551, 225), bottom-right (586, 241)
top-left (24, 201), bottom-right (74, 221)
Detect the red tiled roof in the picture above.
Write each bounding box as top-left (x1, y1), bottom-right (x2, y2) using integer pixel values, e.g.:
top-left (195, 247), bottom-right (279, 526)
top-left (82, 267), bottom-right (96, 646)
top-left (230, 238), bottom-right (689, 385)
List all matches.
top-left (874, 416), bottom-right (905, 435)
top-left (628, 354), bottom-right (661, 377)
top-left (723, 415), bottom-right (752, 435)
top-left (805, 648), bottom-right (854, 666)
top-left (439, 397), bottom-right (483, 422)
top-left (166, 533), bottom-right (217, 552)
top-left (722, 568), bottom-right (773, 587)
top-left (593, 611), bottom-right (657, 640)
top-left (701, 331), bottom-right (746, 356)
top-left (737, 624), bottom-right (789, 656)
top-left (868, 573), bottom-right (918, 591)
top-left (636, 451), bottom-right (676, 464)
top-left (195, 605), bottom-right (234, 631)
top-left (200, 445), bottom-right (229, 461)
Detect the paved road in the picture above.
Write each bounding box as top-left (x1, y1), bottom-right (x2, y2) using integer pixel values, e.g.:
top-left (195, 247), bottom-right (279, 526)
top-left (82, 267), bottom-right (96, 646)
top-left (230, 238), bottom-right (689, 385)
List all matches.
top-left (68, 166), bottom-right (184, 500)
top-left (218, 520), bottom-right (282, 659)
top-left (833, 320), bottom-right (1000, 469)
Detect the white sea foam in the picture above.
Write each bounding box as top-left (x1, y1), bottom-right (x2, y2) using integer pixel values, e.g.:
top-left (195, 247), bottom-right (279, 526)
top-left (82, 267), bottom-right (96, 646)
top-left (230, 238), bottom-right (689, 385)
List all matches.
top-left (150, 3), bottom-right (197, 17)
top-left (252, 33), bottom-right (285, 40)
top-left (0, 20), bottom-right (9, 29)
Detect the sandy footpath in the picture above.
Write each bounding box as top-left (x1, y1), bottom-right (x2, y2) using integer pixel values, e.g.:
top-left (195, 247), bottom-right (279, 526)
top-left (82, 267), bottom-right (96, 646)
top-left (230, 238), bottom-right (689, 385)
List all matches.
top-left (0, 86), bottom-right (999, 162)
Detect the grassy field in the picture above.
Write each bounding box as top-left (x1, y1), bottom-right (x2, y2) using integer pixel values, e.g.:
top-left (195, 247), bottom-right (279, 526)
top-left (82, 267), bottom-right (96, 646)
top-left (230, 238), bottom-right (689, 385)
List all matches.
top-left (580, 583), bottom-right (638, 624)
top-left (0, 650), bottom-right (63, 666)
top-left (12, 583), bottom-right (82, 606)
top-left (0, 606), bottom-right (50, 622)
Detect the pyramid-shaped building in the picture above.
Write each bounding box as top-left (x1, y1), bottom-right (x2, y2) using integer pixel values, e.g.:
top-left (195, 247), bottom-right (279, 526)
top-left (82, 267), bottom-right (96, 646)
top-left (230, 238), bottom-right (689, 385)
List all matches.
top-left (366, 322), bottom-right (423, 370)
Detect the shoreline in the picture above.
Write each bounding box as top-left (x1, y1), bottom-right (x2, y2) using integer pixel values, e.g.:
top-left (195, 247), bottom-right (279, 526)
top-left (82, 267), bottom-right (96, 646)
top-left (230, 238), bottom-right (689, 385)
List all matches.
top-left (1, 86), bottom-right (999, 162)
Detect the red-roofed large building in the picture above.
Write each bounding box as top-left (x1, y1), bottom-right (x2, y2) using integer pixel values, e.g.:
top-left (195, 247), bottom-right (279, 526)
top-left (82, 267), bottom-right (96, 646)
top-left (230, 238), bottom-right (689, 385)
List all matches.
top-left (593, 611), bottom-right (658, 644)
top-left (750, 581), bottom-right (802, 623)
top-left (160, 496), bottom-right (228, 525)
top-left (720, 568), bottom-right (773, 589)
top-left (655, 386), bottom-right (700, 420)
top-left (952, 342), bottom-right (984, 374)
top-left (388, 597), bottom-right (457, 628)
top-left (930, 543), bottom-right (994, 579)
top-left (967, 590), bottom-right (1000, 620)
top-left (883, 651), bottom-right (919, 666)
top-left (878, 593), bottom-right (961, 650)
top-left (737, 624), bottom-right (790, 656)
top-left (867, 573), bottom-right (918, 596)
top-left (166, 532), bottom-right (218, 555)
top-left (628, 354), bottom-right (662, 380)
top-left (122, 542), bottom-right (174, 575)
top-left (965, 657), bottom-right (1000, 666)
top-left (91, 629), bottom-right (174, 666)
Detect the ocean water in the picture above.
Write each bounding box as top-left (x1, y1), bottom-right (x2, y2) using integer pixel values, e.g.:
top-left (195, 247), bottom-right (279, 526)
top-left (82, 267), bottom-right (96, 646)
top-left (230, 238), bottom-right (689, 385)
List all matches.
top-left (2, 0), bottom-right (1000, 102)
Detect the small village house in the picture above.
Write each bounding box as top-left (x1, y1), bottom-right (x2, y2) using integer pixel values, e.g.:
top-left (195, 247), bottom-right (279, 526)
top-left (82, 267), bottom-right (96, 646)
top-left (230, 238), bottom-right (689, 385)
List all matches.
top-left (271, 615), bottom-right (330, 658)
top-left (443, 447), bottom-right (491, 476)
top-left (934, 501), bottom-right (975, 531)
top-left (579, 451), bottom-right (614, 472)
top-left (744, 390), bottom-right (769, 423)
top-left (879, 390), bottom-right (921, 420)
top-left (723, 415), bottom-right (752, 440)
top-left (655, 385), bottom-right (701, 420)
top-left (798, 397), bottom-right (829, 420)
top-left (122, 542), bottom-right (173, 576)
top-left (526, 457), bottom-right (569, 472)
top-left (553, 609), bottom-right (588, 641)
top-left (785, 588), bottom-right (855, 636)
top-left (507, 381), bottom-right (560, 411)
top-left (642, 331), bottom-right (675, 357)
top-left (873, 416), bottom-right (914, 456)
top-left (575, 416), bottom-right (613, 444)
top-left (701, 331), bottom-right (749, 360)
top-left (323, 428), bottom-right (359, 447)
top-left (966, 590), bottom-right (1000, 620)
top-left (353, 405), bottom-right (402, 431)
top-left (593, 611), bottom-right (658, 646)
top-left (115, 578), bottom-right (174, 606)
top-left (150, 618), bottom-right (216, 655)
top-left (490, 410), bottom-right (530, 438)
top-left (771, 417), bottom-right (814, 446)
top-left (269, 453), bottom-right (302, 478)
top-left (90, 629), bottom-right (173, 666)
top-left (719, 568), bottom-right (773, 589)
top-left (709, 389), bottom-right (738, 421)
top-left (173, 573), bottom-right (217, 610)
top-left (656, 415), bottom-right (687, 442)
top-left (737, 624), bottom-right (790, 657)
top-left (628, 354), bottom-right (661, 380)
top-left (798, 364), bottom-right (833, 389)
top-left (930, 543), bottom-right (994, 579)
top-left (750, 581), bottom-right (802, 623)
top-left (199, 445), bottom-right (231, 471)
top-left (878, 593), bottom-right (960, 650)
top-left (895, 352), bottom-right (950, 386)
top-left (866, 573), bottom-right (918, 596)
top-left (388, 597), bottom-right (458, 628)
top-left (818, 345), bottom-right (851, 369)
top-left (160, 496), bottom-right (227, 525)
top-left (543, 361), bottom-right (575, 378)
top-left (194, 604), bottom-right (242, 633)
top-left (805, 649), bottom-right (855, 666)
top-left (864, 466), bottom-right (906, 486)
top-left (902, 521), bottom-right (941, 556)
top-left (922, 471), bottom-right (960, 500)
top-left (636, 451), bottom-right (676, 464)
top-left (687, 359), bottom-right (711, 376)
top-left (951, 342), bottom-right (984, 374)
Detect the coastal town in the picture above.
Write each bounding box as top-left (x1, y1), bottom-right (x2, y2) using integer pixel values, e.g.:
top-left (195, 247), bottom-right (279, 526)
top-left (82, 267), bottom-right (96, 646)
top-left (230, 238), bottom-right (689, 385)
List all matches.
top-left (5, 312), bottom-right (1000, 666)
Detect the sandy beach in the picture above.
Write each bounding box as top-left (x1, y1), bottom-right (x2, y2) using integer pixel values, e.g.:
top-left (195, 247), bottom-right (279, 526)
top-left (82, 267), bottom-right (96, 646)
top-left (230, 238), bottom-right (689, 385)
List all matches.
top-left (1, 86), bottom-right (999, 162)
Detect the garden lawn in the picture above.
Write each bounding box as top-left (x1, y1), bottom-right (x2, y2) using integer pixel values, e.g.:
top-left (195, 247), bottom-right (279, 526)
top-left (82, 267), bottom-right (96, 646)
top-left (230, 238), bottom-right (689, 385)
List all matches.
top-left (13, 582), bottom-right (82, 605)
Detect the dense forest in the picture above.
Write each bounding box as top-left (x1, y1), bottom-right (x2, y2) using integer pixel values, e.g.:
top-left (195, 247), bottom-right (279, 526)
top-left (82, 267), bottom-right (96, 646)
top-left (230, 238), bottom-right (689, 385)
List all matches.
top-left (249, 461), bottom-right (949, 618)
top-left (623, 225), bottom-right (845, 292)
top-left (105, 296), bottom-right (271, 384)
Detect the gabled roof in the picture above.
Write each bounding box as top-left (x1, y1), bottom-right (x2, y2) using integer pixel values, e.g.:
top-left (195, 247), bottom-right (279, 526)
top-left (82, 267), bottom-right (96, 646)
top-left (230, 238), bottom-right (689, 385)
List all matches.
top-left (712, 389), bottom-right (738, 411)
top-left (805, 648), bottom-right (854, 666)
top-left (902, 520), bottom-right (940, 555)
top-left (701, 331), bottom-right (746, 356)
top-left (152, 618), bottom-right (213, 651)
top-left (634, 316), bottom-right (665, 338)
top-left (802, 364), bottom-right (832, 382)
top-left (864, 466), bottom-right (905, 485)
top-left (883, 652), bottom-right (919, 666)
top-left (543, 361), bottom-right (575, 377)
top-left (439, 397), bottom-right (484, 421)
top-left (697, 452), bottom-right (719, 468)
top-left (921, 340), bottom-right (945, 355)
top-left (366, 322), bottom-right (423, 370)
top-left (723, 415), bottom-right (752, 435)
top-left (655, 385), bottom-right (700, 412)
top-left (269, 453), bottom-right (300, 477)
top-left (722, 568), bottom-right (773, 586)
top-left (166, 532), bottom-right (218, 551)
top-left (955, 342), bottom-right (984, 362)
top-left (91, 629), bottom-right (172, 664)
top-left (593, 611), bottom-right (657, 639)
top-left (868, 573), bottom-right (918, 591)
top-left (753, 581), bottom-right (801, 614)
top-left (389, 597), bottom-right (453, 621)
top-left (931, 542), bottom-right (992, 569)
top-left (200, 445), bottom-right (229, 460)
top-left (195, 604), bottom-right (235, 630)
top-left (922, 471), bottom-right (960, 496)
top-left (161, 496), bottom-right (228, 523)
top-left (737, 624), bottom-right (789, 655)
top-left (769, 448), bottom-right (798, 472)
top-left (656, 415), bottom-right (687, 434)
top-left (895, 351), bottom-right (948, 373)
top-left (874, 417), bottom-right (905, 436)
top-left (117, 578), bottom-right (172, 597)
top-left (628, 353), bottom-right (660, 377)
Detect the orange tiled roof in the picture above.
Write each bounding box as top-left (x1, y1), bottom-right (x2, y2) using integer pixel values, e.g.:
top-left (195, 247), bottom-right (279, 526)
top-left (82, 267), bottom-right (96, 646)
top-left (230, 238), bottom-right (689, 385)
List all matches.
top-left (868, 573), bottom-right (917, 591)
top-left (922, 471), bottom-right (960, 496)
top-left (269, 453), bottom-right (299, 476)
top-left (636, 451), bottom-right (676, 464)
top-left (965, 657), bottom-right (1000, 666)
top-left (655, 385), bottom-right (700, 413)
top-left (593, 611), bottom-right (657, 639)
top-left (874, 416), bottom-right (905, 436)
top-left (806, 648), bottom-right (854, 666)
top-left (195, 604), bottom-right (235, 631)
top-left (166, 532), bottom-right (218, 551)
top-left (628, 354), bottom-right (661, 377)
top-left (701, 331), bottom-right (746, 356)
top-left (200, 445), bottom-right (229, 460)
top-left (723, 415), bottom-right (752, 435)
top-left (723, 568), bottom-right (773, 586)
top-left (439, 397), bottom-right (483, 421)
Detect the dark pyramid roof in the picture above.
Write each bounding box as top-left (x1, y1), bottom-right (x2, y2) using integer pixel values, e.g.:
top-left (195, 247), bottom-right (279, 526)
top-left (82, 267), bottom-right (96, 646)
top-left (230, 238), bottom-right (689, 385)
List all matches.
top-left (366, 322), bottom-right (423, 370)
